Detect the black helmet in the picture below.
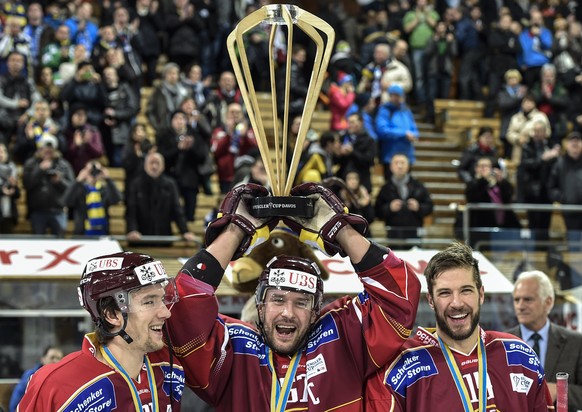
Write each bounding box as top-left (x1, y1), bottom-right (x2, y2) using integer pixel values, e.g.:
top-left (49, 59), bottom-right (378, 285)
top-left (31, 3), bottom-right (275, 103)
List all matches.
top-left (255, 255), bottom-right (324, 314)
top-left (78, 251), bottom-right (177, 323)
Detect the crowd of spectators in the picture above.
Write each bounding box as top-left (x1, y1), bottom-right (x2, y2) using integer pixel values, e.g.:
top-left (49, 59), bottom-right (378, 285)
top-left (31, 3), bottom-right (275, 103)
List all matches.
top-left (0, 0), bottom-right (580, 249)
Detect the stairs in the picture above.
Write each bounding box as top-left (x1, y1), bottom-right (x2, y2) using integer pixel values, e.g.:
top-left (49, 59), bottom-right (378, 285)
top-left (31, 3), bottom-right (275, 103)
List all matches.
top-left (414, 127), bottom-right (464, 239)
top-left (369, 114), bottom-right (466, 242)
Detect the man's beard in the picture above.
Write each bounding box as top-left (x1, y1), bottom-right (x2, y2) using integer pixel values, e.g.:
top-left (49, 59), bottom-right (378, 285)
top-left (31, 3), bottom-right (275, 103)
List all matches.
top-left (435, 304), bottom-right (481, 342)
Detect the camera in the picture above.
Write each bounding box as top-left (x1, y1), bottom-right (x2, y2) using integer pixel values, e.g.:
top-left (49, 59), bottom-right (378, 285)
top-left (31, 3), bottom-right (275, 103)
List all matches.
top-left (46, 169), bottom-right (58, 176)
top-left (0, 175), bottom-right (13, 190)
top-left (90, 163), bottom-right (101, 177)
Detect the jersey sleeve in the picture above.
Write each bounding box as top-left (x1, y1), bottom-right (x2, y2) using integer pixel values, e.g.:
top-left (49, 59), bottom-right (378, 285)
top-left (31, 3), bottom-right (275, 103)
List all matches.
top-left (357, 246), bottom-right (420, 368)
top-left (364, 366), bottom-right (405, 412)
top-left (535, 380), bottom-right (554, 412)
top-left (17, 364), bottom-right (67, 411)
top-left (166, 250), bottom-right (244, 404)
top-left (325, 244), bottom-right (421, 375)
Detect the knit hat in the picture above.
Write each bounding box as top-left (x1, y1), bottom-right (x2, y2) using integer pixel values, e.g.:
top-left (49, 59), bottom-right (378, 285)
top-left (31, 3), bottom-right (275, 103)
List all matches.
top-left (37, 134), bottom-right (58, 149)
top-left (387, 84), bottom-right (404, 96)
top-left (338, 73), bottom-right (353, 86)
top-left (335, 40), bottom-right (351, 54)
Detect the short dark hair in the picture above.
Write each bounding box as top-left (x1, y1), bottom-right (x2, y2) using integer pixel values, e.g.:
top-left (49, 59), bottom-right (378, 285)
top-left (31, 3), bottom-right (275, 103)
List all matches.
top-left (95, 296), bottom-right (121, 345)
top-left (478, 126), bottom-right (493, 137)
top-left (42, 344), bottom-right (60, 357)
top-left (320, 131), bottom-right (337, 148)
top-left (425, 242), bottom-right (481, 297)
top-left (522, 93), bottom-right (536, 103)
top-left (7, 50), bottom-right (24, 61)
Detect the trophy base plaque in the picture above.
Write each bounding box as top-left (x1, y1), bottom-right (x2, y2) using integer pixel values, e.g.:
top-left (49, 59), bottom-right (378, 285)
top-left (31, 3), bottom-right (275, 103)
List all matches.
top-left (250, 196), bottom-right (314, 218)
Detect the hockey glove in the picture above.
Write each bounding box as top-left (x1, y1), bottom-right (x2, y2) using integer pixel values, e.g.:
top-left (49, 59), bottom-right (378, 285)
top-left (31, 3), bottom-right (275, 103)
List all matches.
top-left (283, 182), bottom-right (368, 256)
top-left (205, 184), bottom-right (278, 259)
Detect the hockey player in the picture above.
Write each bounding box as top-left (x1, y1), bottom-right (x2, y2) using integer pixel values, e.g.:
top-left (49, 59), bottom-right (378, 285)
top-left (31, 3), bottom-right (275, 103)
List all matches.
top-left (366, 241), bottom-right (553, 411)
top-left (165, 182), bottom-right (421, 411)
top-left (18, 252), bottom-right (185, 411)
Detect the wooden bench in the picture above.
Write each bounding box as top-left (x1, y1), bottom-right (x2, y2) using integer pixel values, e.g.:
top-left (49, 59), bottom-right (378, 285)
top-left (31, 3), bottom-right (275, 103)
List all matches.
top-left (443, 117), bottom-right (502, 149)
top-left (434, 99), bottom-right (486, 132)
top-left (434, 99), bottom-right (485, 118)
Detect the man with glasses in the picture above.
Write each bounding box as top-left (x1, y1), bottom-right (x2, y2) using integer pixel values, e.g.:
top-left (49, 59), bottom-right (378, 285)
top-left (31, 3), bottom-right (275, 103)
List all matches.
top-left (18, 252), bottom-right (185, 411)
top-left (165, 182), bottom-right (421, 411)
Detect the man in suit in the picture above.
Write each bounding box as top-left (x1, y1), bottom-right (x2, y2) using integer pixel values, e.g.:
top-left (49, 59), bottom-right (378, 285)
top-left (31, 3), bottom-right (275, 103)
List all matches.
top-left (508, 270), bottom-right (582, 410)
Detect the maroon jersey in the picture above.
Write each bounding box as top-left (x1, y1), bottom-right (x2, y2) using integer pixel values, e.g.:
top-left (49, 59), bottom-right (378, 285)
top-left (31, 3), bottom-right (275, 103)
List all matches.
top-left (366, 327), bottom-right (553, 411)
top-left (166, 245), bottom-right (421, 411)
top-left (18, 333), bottom-right (184, 411)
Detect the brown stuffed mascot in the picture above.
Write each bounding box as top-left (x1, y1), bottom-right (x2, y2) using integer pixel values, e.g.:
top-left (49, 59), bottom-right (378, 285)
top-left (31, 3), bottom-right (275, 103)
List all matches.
top-left (230, 226), bottom-right (330, 324)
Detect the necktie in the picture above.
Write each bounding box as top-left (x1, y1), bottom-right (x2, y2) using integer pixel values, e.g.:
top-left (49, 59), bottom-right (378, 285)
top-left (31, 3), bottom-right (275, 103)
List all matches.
top-left (531, 332), bottom-right (542, 357)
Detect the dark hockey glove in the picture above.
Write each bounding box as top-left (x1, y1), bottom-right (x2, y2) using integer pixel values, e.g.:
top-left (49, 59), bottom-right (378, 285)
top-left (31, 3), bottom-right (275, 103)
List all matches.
top-left (205, 184), bottom-right (278, 259)
top-left (283, 182), bottom-right (368, 256)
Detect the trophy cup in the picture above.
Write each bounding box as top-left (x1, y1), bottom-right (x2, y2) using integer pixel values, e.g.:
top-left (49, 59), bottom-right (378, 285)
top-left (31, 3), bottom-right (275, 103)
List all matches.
top-left (226, 4), bottom-right (335, 218)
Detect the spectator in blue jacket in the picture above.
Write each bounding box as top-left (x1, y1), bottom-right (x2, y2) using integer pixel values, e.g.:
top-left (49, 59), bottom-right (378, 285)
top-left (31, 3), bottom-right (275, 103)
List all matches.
top-left (64, 2), bottom-right (99, 55)
top-left (9, 345), bottom-right (63, 412)
top-left (518, 9), bottom-right (553, 87)
top-left (375, 84), bottom-right (418, 180)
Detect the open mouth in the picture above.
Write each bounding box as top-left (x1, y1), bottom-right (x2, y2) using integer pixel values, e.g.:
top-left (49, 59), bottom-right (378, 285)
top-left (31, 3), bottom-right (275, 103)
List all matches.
top-left (150, 325), bottom-right (163, 336)
top-left (275, 325), bottom-right (297, 339)
top-left (448, 313), bottom-right (469, 324)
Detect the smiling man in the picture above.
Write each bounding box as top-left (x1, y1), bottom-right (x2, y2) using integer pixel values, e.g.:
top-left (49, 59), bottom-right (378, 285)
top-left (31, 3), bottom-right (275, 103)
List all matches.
top-left (366, 242), bottom-right (552, 411)
top-left (18, 252), bottom-right (185, 411)
top-left (166, 182), bottom-right (421, 411)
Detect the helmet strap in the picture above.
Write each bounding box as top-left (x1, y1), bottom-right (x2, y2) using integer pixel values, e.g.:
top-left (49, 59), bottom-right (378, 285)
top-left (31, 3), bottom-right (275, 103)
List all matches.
top-left (98, 312), bottom-right (134, 344)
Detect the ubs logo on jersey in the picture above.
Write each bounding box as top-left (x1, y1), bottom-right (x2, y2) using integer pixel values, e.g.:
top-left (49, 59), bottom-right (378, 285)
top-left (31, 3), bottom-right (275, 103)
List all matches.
top-left (386, 349), bottom-right (438, 397)
top-left (161, 365), bottom-right (185, 401)
top-left (62, 378), bottom-right (116, 412)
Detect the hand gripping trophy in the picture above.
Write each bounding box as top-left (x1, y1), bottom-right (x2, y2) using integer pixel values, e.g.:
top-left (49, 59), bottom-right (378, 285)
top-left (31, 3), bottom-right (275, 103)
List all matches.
top-left (227, 4), bottom-right (335, 218)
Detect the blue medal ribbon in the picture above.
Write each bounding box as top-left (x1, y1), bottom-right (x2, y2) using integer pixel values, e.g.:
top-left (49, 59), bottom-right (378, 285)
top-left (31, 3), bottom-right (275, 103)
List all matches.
top-left (100, 346), bottom-right (159, 412)
top-left (437, 332), bottom-right (487, 412)
top-left (267, 347), bottom-right (302, 412)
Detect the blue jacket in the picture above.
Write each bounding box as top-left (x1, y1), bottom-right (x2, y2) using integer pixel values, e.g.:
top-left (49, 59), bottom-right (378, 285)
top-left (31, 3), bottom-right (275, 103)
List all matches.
top-left (375, 102), bottom-right (418, 164)
top-left (454, 17), bottom-right (482, 53)
top-left (518, 28), bottom-right (552, 68)
top-left (9, 364), bottom-right (41, 412)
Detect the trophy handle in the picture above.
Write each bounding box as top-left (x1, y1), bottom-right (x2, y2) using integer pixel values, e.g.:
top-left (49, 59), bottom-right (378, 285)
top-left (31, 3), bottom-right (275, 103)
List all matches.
top-left (226, 5), bottom-right (335, 197)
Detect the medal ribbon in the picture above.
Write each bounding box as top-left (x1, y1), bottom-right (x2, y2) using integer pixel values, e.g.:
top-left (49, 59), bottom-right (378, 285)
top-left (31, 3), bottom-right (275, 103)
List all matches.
top-left (267, 347), bottom-right (301, 412)
top-left (437, 333), bottom-right (487, 412)
top-left (100, 346), bottom-right (159, 412)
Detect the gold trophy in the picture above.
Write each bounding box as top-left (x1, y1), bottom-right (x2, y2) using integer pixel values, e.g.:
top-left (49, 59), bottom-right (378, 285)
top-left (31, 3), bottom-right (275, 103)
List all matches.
top-left (226, 4), bottom-right (335, 218)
